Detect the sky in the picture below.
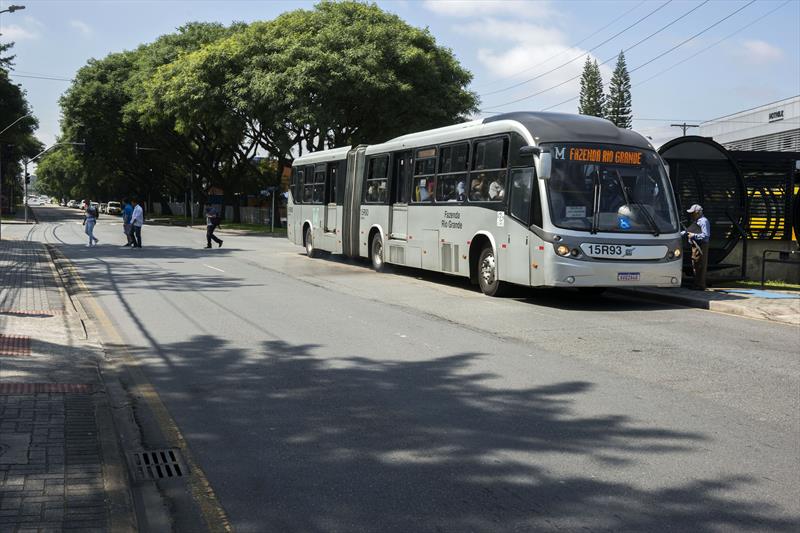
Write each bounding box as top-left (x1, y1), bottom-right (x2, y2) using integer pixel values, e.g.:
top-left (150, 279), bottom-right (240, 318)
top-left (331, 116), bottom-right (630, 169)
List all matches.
top-left (2, 0), bottom-right (798, 152)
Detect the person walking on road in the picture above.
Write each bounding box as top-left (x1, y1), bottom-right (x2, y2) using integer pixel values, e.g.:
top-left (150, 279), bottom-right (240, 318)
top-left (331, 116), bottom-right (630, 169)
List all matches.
top-left (83, 200), bottom-right (100, 247)
top-left (122, 198), bottom-right (134, 247)
top-left (130, 198), bottom-right (144, 248)
top-left (684, 204), bottom-right (710, 290)
top-left (205, 205), bottom-right (223, 248)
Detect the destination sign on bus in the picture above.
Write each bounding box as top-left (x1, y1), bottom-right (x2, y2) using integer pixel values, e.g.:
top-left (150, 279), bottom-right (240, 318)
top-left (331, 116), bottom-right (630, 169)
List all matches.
top-left (567, 147), bottom-right (642, 165)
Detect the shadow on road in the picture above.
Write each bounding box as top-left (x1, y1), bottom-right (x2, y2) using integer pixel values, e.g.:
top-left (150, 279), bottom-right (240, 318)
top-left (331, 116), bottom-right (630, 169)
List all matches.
top-left (115, 334), bottom-right (797, 532)
top-left (307, 251), bottom-right (685, 312)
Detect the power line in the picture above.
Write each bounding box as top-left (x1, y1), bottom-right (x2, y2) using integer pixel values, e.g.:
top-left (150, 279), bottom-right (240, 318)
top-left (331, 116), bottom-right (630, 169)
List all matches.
top-left (535, 0), bottom-right (759, 113)
top-left (480, 0), bottom-right (674, 97)
top-left (8, 73), bottom-right (73, 82)
top-left (481, 0), bottom-right (718, 109)
top-left (631, 0), bottom-right (793, 89)
top-left (473, 0), bottom-right (647, 91)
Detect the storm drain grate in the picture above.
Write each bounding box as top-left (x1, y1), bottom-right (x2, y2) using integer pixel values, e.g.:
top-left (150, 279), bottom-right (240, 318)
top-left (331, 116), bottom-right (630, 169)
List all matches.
top-left (0, 335), bottom-right (31, 357)
top-left (129, 449), bottom-right (187, 481)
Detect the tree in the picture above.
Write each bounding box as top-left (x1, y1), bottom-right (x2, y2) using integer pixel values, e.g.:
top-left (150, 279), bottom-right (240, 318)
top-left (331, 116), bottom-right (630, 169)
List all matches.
top-left (578, 57), bottom-right (604, 118)
top-left (0, 58), bottom-right (41, 211)
top-left (605, 51), bottom-right (632, 129)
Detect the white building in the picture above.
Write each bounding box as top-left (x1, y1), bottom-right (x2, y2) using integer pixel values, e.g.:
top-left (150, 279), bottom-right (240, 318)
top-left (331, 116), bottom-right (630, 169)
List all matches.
top-left (699, 95), bottom-right (800, 152)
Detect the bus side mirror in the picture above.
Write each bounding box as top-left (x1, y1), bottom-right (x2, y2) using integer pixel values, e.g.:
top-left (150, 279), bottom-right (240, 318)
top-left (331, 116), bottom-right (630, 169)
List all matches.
top-left (536, 151), bottom-right (552, 179)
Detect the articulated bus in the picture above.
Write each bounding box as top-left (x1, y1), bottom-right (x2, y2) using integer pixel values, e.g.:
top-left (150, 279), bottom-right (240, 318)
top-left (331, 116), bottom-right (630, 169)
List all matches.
top-left (287, 112), bottom-right (683, 296)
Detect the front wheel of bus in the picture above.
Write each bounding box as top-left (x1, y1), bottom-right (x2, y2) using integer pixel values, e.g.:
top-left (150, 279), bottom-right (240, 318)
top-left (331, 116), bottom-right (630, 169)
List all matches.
top-left (477, 246), bottom-right (508, 297)
top-left (370, 234), bottom-right (385, 272)
top-left (304, 227), bottom-right (318, 258)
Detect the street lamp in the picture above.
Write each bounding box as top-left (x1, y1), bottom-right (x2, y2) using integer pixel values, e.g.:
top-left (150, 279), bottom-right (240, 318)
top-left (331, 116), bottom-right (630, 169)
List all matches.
top-left (0, 5), bottom-right (25, 14)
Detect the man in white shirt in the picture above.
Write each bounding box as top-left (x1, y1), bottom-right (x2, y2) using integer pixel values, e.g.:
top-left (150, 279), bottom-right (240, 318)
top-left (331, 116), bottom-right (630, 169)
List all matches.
top-left (130, 198), bottom-right (144, 248)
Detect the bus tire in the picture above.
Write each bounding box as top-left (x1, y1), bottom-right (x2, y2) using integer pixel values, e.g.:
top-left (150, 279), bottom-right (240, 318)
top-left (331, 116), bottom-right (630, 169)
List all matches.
top-left (477, 245), bottom-right (509, 297)
top-left (304, 226), bottom-right (318, 258)
top-left (370, 233), bottom-right (385, 272)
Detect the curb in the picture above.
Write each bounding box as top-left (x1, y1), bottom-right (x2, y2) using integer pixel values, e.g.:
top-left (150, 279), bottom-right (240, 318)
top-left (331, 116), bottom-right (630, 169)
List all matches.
top-left (44, 243), bottom-right (139, 533)
top-left (612, 287), bottom-right (798, 325)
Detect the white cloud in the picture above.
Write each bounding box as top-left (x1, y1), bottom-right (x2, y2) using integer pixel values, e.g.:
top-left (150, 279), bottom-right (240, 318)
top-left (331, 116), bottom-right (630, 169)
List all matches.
top-left (467, 18), bottom-right (612, 105)
top-left (741, 40), bottom-right (782, 63)
top-left (1, 24), bottom-right (38, 40)
top-left (69, 19), bottom-right (92, 37)
top-left (423, 0), bottom-right (556, 19)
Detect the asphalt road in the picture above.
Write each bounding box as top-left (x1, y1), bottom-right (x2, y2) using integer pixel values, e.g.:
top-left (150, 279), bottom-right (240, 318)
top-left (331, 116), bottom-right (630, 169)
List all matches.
top-left (14, 207), bottom-right (800, 532)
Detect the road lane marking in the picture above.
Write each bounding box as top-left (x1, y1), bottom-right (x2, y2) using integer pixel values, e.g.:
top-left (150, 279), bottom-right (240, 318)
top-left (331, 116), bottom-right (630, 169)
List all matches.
top-left (203, 264), bottom-right (225, 273)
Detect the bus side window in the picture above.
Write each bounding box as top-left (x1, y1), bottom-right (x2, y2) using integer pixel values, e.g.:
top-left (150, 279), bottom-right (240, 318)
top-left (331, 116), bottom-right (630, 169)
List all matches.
top-left (303, 166), bottom-right (315, 203)
top-left (412, 147), bottom-right (436, 203)
top-left (510, 168), bottom-right (534, 225)
top-left (436, 143), bottom-right (469, 202)
top-left (365, 155), bottom-right (389, 204)
top-left (470, 137), bottom-right (508, 202)
top-left (292, 168), bottom-right (303, 203)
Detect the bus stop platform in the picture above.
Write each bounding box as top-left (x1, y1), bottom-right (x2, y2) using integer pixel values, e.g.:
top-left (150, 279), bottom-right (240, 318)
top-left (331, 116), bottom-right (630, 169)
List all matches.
top-left (614, 286), bottom-right (800, 326)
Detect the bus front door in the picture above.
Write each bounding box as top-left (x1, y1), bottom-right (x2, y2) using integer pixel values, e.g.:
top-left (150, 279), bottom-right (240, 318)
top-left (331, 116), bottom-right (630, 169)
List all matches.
top-left (390, 151), bottom-right (412, 240)
top-left (324, 162), bottom-right (338, 234)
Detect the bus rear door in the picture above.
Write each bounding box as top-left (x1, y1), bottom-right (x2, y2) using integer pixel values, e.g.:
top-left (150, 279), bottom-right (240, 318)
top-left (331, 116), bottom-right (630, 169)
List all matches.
top-left (390, 151), bottom-right (412, 240)
top-left (324, 162), bottom-right (338, 234)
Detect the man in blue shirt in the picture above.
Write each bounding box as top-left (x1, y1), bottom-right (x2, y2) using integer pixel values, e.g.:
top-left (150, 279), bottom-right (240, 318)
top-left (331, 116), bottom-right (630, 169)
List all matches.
top-left (685, 204), bottom-right (711, 290)
top-left (121, 198), bottom-right (134, 247)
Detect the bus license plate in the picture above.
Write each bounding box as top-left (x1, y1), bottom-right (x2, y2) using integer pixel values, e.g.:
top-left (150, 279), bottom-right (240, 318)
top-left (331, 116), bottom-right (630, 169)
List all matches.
top-left (618, 272), bottom-right (640, 282)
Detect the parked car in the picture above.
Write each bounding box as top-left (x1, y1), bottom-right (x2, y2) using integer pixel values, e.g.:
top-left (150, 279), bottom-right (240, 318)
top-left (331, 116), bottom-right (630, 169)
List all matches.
top-left (106, 201), bottom-right (122, 215)
top-left (67, 200), bottom-right (77, 208)
top-left (100, 203), bottom-right (108, 214)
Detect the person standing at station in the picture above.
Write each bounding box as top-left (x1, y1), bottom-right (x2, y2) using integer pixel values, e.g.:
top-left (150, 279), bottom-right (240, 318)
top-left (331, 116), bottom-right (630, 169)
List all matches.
top-left (205, 204), bottom-right (223, 248)
top-left (130, 198), bottom-right (144, 248)
top-left (685, 204), bottom-right (710, 290)
top-left (121, 198), bottom-right (134, 247)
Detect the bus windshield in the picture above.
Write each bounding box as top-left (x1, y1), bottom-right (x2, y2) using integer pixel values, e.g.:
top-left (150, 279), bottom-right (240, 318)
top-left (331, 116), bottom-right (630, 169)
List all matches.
top-left (544, 144), bottom-right (678, 234)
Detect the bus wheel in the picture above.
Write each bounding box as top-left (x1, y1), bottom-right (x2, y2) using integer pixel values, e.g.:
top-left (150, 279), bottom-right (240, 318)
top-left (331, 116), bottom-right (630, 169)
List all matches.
top-left (477, 246), bottom-right (508, 297)
top-left (304, 227), bottom-right (318, 258)
top-left (370, 233), bottom-right (385, 272)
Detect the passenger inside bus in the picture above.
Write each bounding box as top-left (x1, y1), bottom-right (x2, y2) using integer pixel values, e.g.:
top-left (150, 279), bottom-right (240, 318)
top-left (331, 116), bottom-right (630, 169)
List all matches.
top-left (470, 174), bottom-right (487, 201)
top-left (489, 176), bottom-right (505, 201)
top-left (416, 179), bottom-right (432, 202)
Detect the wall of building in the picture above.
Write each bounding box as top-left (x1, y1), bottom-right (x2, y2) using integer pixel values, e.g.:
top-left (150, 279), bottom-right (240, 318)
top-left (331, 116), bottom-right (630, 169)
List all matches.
top-left (699, 96), bottom-right (800, 152)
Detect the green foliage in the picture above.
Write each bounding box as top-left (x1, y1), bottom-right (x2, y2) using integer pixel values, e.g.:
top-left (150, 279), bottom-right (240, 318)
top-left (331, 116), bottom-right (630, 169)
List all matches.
top-left (49, 1), bottom-right (478, 216)
top-left (578, 57), bottom-right (605, 118)
top-left (0, 55), bottom-right (42, 206)
top-left (605, 51), bottom-right (632, 129)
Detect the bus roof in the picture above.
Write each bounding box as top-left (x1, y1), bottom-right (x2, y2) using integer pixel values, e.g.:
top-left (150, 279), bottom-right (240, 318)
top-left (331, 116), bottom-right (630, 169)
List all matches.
top-left (291, 112), bottom-right (654, 166)
top-left (484, 111), bottom-right (653, 150)
top-left (292, 145), bottom-right (351, 166)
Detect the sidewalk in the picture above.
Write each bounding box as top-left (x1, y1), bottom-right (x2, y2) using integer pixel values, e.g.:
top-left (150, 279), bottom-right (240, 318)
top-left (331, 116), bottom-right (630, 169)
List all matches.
top-left (0, 239), bottom-right (135, 532)
top-left (615, 285), bottom-right (800, 326)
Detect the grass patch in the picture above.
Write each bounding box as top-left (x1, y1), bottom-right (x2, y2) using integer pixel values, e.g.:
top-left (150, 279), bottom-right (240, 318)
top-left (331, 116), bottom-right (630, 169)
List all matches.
top-left (720, 280), bottom-right (800, 292)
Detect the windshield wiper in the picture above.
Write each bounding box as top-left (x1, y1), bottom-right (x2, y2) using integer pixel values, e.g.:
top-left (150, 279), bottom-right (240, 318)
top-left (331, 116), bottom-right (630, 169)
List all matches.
top-left (591, 172), bottom-right (601, 234)
top-left (614, 171), bottom-right (660, 236)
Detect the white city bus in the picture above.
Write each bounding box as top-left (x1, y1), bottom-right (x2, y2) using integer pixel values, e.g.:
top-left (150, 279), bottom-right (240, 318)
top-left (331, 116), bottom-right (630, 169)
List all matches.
top-left (287, 112), bottom-right (682, 296)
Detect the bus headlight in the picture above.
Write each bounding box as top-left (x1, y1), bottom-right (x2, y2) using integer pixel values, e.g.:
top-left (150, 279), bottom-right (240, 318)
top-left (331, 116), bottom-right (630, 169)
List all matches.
top-left (673, 248), bottom-right (682, 258)
top-left (668, 248), bottom-right (682, 259)
top-left (556, 244), bottom-right (570, 256)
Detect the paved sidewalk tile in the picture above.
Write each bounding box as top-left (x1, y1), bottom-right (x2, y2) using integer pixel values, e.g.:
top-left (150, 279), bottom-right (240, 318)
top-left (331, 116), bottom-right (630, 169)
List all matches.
top-left (0, 239), bottom-right (129, 532)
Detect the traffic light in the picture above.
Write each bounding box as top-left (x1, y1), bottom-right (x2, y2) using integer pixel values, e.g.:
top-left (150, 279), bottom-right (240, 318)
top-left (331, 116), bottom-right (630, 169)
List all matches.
top-left (24, 169), bottom-right (30, 184)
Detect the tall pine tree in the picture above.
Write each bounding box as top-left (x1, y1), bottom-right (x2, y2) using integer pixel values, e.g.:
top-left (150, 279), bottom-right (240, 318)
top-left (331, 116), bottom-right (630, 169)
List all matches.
top-left (578, 57), bottom-right (604, 117)
top-left (605, 51), bottom-right (632, 129)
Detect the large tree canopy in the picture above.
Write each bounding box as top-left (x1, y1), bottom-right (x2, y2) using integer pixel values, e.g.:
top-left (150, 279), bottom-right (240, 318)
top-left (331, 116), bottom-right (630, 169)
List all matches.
top-left (0, 39), bottom-right (42, 210)
top-left (40, 1), bottom-right (478, 219)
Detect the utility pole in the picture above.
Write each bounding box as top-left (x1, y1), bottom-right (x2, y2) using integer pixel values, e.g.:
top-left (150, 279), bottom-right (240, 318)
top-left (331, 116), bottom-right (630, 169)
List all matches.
top-left (23, 158), bottom-right (28, 224)
top-left (670, 123), bottom-right (699, 136)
